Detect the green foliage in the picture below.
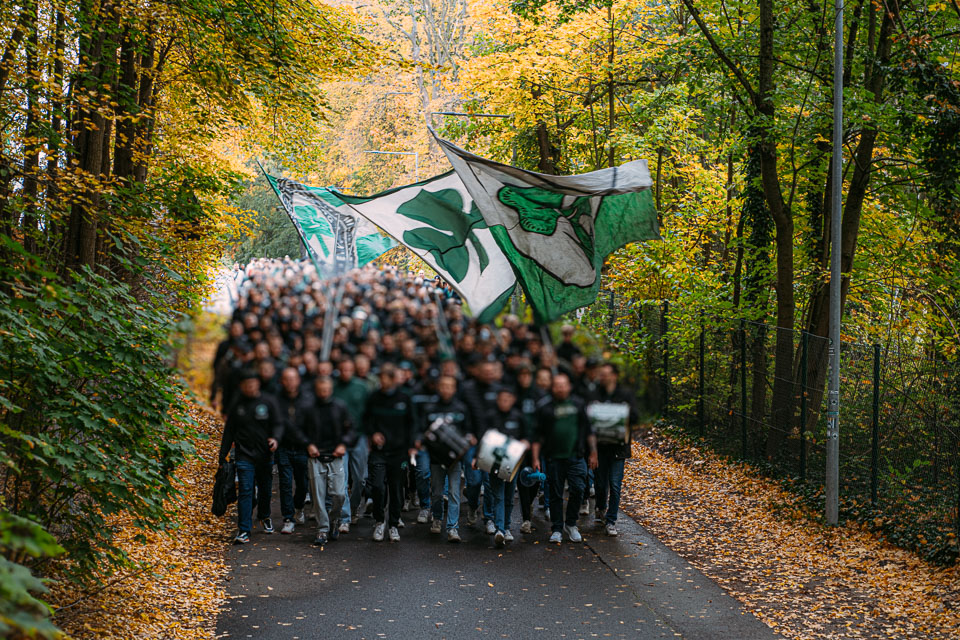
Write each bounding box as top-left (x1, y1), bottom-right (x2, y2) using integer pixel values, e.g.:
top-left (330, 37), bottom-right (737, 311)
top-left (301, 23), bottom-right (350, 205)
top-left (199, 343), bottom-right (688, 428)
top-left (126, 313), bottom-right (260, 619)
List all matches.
top-left (0, 512), bottom-right (65, 640)
top-left (0, 237), bottom-right (198, 584)
top-left (229, 171), bottom-right (304, 262)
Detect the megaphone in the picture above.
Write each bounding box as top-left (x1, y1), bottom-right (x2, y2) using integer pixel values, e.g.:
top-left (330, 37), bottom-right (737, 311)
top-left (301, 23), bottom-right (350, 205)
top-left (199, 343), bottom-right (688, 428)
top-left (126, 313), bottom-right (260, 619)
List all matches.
top-left (518, 466), bottom-right (546, 488)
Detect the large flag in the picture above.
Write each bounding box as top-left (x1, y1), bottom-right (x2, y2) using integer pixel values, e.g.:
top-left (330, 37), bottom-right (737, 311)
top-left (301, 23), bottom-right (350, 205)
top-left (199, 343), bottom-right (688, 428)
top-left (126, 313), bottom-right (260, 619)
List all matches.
top-left (329, 173), bottom-right (517, 323)
top-left (433, 131), bottom-right (660, 323)
top-left (262, 170), bottom-right (396, 275)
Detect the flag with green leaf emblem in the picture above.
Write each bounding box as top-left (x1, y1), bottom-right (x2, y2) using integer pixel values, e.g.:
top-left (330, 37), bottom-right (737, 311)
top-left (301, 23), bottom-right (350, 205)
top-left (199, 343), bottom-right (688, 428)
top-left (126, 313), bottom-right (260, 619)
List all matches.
top-left (433, 131), bottom-right (660, 323)
top-left (262, 170), bottom-right (396, 276)
top-left (329, 173), bottom-right (517, 323)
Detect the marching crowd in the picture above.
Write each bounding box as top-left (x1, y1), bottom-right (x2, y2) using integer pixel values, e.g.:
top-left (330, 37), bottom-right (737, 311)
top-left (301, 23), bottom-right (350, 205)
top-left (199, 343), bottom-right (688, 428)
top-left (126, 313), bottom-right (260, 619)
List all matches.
top-left (212, 258), bottom-right (638, 548)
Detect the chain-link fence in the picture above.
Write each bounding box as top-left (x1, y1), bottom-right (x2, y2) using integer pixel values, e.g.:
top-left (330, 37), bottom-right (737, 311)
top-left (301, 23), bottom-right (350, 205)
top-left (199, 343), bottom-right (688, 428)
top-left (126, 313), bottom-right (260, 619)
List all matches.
top-left (574, 294), bottom-right (960, 565)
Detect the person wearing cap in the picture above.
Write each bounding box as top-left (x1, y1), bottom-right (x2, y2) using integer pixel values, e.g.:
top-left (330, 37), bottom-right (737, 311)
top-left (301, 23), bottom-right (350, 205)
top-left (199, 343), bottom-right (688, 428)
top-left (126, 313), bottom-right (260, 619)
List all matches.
top-left (421, 375), bottom-right (474, 542)
top-left (301, 376), bottom-right (355, 547)
top-left (477, 386), bottom-right (527, 547)
top-left (531, 373), bottom-right (597, 544)
top-left (556, 324), bottom-right (581, 363)
top-left (364, 363), bottom-right (416, 542)
top-left (514, 363), bottom-right (547, 533)
top-left (591, 362), bottom-right (639, 536)
top-left (218, 370), bottom-right (283, 544)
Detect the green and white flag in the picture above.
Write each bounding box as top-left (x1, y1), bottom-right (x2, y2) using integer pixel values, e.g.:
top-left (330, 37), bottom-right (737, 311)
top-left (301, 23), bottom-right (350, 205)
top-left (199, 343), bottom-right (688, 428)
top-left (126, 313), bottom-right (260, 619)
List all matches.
top-left (433, 131), bottom-right (660, 323)
top-left (263, 171), bottom-right (396, 275)
top-left (329, 173), bottom-right (516, 323)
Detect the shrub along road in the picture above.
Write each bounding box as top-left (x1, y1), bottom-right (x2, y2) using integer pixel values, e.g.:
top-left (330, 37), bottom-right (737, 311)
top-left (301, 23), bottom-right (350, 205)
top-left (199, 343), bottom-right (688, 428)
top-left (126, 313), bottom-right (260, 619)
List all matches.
top-left (215, 483), bottom-right (779, 640)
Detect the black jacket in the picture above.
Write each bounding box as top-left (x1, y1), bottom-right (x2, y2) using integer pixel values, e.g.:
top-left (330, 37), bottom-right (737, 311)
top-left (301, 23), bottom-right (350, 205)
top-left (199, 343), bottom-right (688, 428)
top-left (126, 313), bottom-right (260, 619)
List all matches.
top-left (219, 393), bottom-right (283, 463)
top-left (364, 387), bottom-right (415, 458)
top-left (300, 396), bottom-right (356, 461)
top-left (460, 379), bottom-right (499, 436)
top-left (421, 397), bottom-right (473, 440)
top-left (534, 394), bottom-right (594, 460)
top-left (482, 405), bottom-right (528, 442)
top-left (276, 389), bottom-right (314, 449)
top-left (592, 384), bottom-right (639, 459)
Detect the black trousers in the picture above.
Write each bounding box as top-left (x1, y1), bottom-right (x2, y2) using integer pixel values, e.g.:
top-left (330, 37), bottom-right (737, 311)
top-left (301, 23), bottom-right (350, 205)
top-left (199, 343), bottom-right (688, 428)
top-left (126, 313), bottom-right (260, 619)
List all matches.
top-left (367, 454), bottom-right (405, 527)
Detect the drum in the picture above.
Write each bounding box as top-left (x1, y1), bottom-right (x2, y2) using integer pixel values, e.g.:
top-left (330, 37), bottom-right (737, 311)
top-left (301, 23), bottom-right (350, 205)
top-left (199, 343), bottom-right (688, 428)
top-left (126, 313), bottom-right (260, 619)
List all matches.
top-left (476, 429), bottom-right (528, 482)
top-left (423, 415), bottom-right (470, 465)
top-left (587, 402), bottom-right (631, 445)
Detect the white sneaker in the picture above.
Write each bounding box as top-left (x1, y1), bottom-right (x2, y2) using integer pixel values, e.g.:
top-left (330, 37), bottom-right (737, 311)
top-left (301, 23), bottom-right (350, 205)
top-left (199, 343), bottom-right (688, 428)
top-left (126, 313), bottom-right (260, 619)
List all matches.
top-left (417, 509), bottom-right (431, 524)
top-left (503, 530), bottom-right (514, 543)
top-left (388, 526), bottom-right (400, 542)
top-left (564, 524), bottom-right (583, 543)
top-left (595, 509), bottom-right (605, 524)
top-left (520, 520), bottom-right (532, 534)
top-left (466, 506), bottom-right (478, 526)
top-left (447, 528), bottom-right (461, 543)
top-left (339, 522), bottom-right (350, 534)
top-left (294, 509), bottom-right (305, 525)
top-left (280, 519), bottom-right (295, 534)
top-left (549, 531), bottom-right (562, 543)
top-left (485, 520), bottom-right (496, 535)
top-left (605, 523), bottom-right (619, 536)
top-left (373, 521), bottom-right (385, 541)
top-left (494, 531), bottom-right (505, 548)
top-left (430, 519), bottom-right (443, 534)
top-left (403, 497), bottom-right (414, 511)
top-left (304, 492), bottom-right (312, 505)
top-left (397, 518), bottom-right (405, 529)
top-left (589, 486), bottom-right (595, 497)
top-left (579, 501), bottom-right (590, 516)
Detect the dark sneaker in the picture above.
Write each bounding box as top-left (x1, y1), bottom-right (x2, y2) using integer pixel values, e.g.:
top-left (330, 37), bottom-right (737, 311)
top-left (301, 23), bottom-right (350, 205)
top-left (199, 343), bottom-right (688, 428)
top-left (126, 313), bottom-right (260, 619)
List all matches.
top-left (329, 526), bottom-right (339, 541)
top-left (234, 531), bottom-right (250, 544)
top-left (313, 534), bottom-right (327, 546)
top-left (259, 518), bottom-right (274, 534)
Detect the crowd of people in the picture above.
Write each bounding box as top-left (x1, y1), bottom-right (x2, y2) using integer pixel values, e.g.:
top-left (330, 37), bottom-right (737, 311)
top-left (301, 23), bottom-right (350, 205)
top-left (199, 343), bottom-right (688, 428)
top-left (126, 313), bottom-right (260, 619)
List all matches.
top-left (212, 258), bottom-right (639, 548)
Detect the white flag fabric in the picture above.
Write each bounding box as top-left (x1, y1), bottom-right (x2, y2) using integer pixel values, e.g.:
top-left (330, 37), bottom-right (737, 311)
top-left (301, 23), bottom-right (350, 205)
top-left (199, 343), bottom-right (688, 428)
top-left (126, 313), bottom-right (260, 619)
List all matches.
top-left (330, 172), bottom-right (517, 323)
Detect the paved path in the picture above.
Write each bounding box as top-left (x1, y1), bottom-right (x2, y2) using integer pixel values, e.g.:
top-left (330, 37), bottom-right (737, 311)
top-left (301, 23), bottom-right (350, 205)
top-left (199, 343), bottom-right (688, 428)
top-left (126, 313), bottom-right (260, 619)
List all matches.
top-left (216, 483), bottom-right (780, 640)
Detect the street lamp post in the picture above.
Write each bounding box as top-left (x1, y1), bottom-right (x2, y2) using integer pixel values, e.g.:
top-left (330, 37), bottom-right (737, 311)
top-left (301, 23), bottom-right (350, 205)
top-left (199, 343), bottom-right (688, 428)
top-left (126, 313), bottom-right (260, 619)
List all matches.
top-left (361, 150), bottom-right (419, 181)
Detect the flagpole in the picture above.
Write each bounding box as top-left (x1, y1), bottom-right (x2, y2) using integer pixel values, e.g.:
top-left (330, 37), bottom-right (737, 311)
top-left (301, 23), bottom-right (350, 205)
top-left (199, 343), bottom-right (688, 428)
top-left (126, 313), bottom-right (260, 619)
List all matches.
top-left (433, 289), bottom-right (455, 360)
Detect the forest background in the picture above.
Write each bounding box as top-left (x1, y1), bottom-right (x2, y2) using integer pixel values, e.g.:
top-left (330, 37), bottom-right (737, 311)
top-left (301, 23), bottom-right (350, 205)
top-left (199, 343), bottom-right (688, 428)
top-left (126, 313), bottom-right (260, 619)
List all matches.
top-left (1, 0), bottom-right (958, 636)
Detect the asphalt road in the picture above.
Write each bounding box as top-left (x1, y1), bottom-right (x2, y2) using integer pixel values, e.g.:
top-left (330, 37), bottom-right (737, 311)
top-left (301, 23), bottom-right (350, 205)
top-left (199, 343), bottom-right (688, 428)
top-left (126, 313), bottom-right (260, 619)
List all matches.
top-left (215, 480), bottom-right (780, 640)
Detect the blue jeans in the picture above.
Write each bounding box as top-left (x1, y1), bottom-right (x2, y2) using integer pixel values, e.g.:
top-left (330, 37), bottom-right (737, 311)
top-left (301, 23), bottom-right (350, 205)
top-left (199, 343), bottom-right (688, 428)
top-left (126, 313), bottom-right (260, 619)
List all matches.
top-left (415, 448), bottom-right (431, 510)
top-left (430, 461), bottom-right (461, 530)
top-left (594, 455), bottom-right (625, 525)
top-left (277, 448), bottom-right (308, 521)
top-left (463, 446), bottom-right (483, 510)
top-left (341, 436), bottom-right (369, 523)
top-left (546, 457), bottom-right (587, 533)
top-left (237, 457), bottom-right (273, 534)
top-left (489, 474), bottom-right (516, 533)
top-left (481, 471), bottom-right (494, 523)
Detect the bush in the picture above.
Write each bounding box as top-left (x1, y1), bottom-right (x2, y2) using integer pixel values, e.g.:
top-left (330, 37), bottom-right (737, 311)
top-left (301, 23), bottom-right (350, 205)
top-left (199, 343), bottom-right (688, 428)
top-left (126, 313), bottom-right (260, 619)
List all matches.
top-left (0, 512), bottom-right (65, 639)
top-left (0, 237), bottom-right (198, 585)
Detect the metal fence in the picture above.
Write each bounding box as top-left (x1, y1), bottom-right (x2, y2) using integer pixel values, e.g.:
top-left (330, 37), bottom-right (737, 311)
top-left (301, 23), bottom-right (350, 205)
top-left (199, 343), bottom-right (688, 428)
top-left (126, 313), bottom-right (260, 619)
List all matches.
top-left (575, 293), bottom-right (960, 565)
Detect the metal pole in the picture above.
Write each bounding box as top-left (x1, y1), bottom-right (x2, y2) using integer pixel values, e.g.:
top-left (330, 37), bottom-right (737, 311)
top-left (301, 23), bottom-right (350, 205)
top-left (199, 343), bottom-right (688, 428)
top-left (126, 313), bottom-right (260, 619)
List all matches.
top-left (661, 301), bottom-right (669, 414)
top-left (799, 331), bottom-right (809, 483)
top-left (870, 343), bottom-right (880, 505)
top-left (825, 0), bottom-right (845, 526)
top-left (607, 290), bottom-right (615, 333)
top-left (740, 319), bottom-right (747, 459)
top-left (699, 311), bottom-right (705, 437)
